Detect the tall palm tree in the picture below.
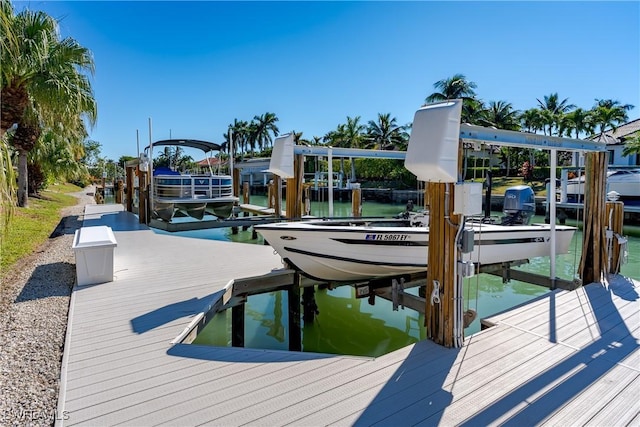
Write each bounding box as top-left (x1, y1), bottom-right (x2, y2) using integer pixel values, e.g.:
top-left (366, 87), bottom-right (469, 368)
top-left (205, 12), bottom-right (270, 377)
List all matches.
top-left (590, 102), bottom-right (630, 139)
top-left (560, 108), bottom-right (593, 139)
top-left (227, 119), bottom-right (250, 158)
top-left (536, 93), bottom-right (575, 136)
top-left (365, 113), bottom-right (408, 150)
top-left (594, 98), bottom-right (634, 112)
top-left (2, 5), bottom-right (96, 206)
top-left (253, 112), bottom-right (279, 153)
top-left (484, 101), bottom-right (520, 130)
top-left (425, 73), bottom-right (477, 103)
top-left (519, 108), bottom-right (544, 133)
top-left (484, 101), bottom-right (520, 175)
top-left (461, 98), bottom-right (488, 125)
top-left (342, 116), bottom-right (366, 149)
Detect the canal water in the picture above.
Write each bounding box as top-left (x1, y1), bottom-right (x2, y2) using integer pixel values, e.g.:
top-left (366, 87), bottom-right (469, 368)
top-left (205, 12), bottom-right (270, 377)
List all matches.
top-left (154, 196), bottom-right (640, 357)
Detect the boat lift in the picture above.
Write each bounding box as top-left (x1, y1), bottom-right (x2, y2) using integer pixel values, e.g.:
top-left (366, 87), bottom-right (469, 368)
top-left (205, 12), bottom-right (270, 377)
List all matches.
top-left (267, 100), bottom-right (608, 348)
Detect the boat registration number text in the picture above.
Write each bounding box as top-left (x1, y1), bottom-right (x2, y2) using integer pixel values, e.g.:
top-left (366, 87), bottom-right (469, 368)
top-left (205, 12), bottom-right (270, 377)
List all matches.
top-left (365, 234), bottom-right (409, 241)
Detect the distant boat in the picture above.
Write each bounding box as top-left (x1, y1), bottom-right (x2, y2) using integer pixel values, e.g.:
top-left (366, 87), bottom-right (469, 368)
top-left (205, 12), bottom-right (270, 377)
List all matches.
top-left (256, 186), bottom-right (576, 283)
top-left (564, 168), bottom-right (640, 203)
top-left (145, 139), bottom-right (238, 222)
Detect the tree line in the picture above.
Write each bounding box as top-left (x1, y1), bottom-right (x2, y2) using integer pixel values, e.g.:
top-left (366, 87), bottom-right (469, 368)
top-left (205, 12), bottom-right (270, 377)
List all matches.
top-left (2, 2), bottom-right (639, 224)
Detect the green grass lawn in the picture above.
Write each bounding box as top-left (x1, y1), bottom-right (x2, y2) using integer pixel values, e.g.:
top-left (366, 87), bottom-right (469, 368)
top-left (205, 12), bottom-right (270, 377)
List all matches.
top-left (470, 176), bottom-right (548, 196)
top-left (0, 183), bottom-right (81, 279)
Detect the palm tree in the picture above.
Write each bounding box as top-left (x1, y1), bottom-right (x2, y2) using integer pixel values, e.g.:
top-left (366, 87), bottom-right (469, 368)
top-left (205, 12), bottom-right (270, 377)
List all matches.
top-left (253, 112), bottom-right (280, 153)
top-left (560, 108), bottom-right (593, 139)
top-left (425, 73), bottom-right (477, 103)
top-left (0, 134), bottom-right (15, 231)
top-left (2, 5), bottom-right (96, 206)
top-left (342, 116), bottom-right (366, 148)
top-left (594, 98), bottom-right (634, 112)
top-left (622, 132), bottom-right (640, 157)
top-left (484, 101), bottom-right (520, 131)
top-left (461, 98), bottom-right (488, 125)
top-left (590, 100), bottom-right (630, 139)
top-left (228, 119), bottom-right (250, 158)
top-left (27, 127), bottom-right (86, 193)
top-left (365, 113), bottom-right (408, 150)
top-left (484, 101), bottom-right (520, 175)
top-left (520, 108), bottom-right (544, 134)
top-left (154, 146), bottom-right (193, 171)
top-left (536, 93), bottom-right (575, 136)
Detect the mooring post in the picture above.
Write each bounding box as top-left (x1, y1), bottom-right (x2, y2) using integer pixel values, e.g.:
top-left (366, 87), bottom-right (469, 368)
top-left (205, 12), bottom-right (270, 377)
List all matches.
top-left (242, 182), bottom-right (250, 230)
top-left (425, 182), bottom-right (460, 348)
top-left (138, 169), bottom-right (148, 224)
top-left (231, 303), bottom-right (245, 347)
top-left (605, 201), bottom-right (625, 274)
top-left (579, 152), bottom-right (608, 284)
top-left (288, 274), bottom-right (302, 351)
top-left (351, 186), bottom-right (362, 218)
top-left (115, 179), bottom-right (124, 204)
top-left (286, 177), bottom-right (297, 221)
top-left (125, 166), bottom-right (134, 212)
top-left (273, 175), bottom-right (282, 218)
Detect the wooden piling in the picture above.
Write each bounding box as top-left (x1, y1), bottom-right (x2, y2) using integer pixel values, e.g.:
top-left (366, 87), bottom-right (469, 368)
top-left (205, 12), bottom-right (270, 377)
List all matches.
top-left (242, 182), bottom-right (250, 204)
top-left (125, 166), bottom-right (134, 212)
top-left (288, 274), bottom-right (302, 351)
top-left (351, 187), bottom-right (362, 218)
top-left (425, 182), bottom-right (460, 348)
top-left (286, 177), bottom-right (297, 221)
top-left (267, 180), bottom-right (274, 209)
top-left (579, 152), bottom-right (608, 284)
top-left (138, 169), bottom-right (148, 224)
top-left (242, 182), bottom-right (251, 231)
top-left (273, 176), bottom-right (282, 219)
top-left (605, 201), bottom-right (625, 274)
top-left (231, 304), bottom-right (245, 347)
top-left (115, 179), bottom-right (124, 204)
top-left (285, 154), bottom-right (305, 221)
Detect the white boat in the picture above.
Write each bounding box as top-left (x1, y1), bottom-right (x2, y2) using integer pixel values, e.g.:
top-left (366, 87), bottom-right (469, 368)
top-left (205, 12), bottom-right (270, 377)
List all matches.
top-left (564, 168), bottom-right (640, 202)
top-left (255, 213), bottom-right (576, 282)
top-left (145, 139), bottom-right (238, 222)
top-left (256, 101), bottom-right (577, 283)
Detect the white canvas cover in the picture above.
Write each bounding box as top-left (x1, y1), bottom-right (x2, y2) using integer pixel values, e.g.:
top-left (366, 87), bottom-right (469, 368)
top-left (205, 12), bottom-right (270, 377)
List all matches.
top-left (405, 99), bottom-right (463, 183)
top-left (266, 133), bottom-right (295, 178)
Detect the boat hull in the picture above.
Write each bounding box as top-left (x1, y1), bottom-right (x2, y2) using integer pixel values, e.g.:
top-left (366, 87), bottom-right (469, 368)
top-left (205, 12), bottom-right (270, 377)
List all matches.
top-left (255, 221), bottom-right (576, 282)
top-left (152, 196), bottom-right (238, 222)
top-left (565, 169), bottom-right (640, 201)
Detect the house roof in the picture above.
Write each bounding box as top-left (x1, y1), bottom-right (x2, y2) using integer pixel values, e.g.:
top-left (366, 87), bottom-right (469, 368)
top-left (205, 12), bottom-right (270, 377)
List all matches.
top-left (196, 157), bottom-right (224, 167)
top-left (590, 118), bottom-right (640, 145)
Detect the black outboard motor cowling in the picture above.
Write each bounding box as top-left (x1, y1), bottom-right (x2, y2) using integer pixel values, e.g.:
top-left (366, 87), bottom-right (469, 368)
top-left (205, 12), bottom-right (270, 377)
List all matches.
top-left (501, 185), bottom-right (535, 225)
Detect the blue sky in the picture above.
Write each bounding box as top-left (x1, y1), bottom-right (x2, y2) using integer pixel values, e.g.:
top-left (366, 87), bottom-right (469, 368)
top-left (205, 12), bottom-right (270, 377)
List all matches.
top-left (13, 1), bottom-right (640, 161)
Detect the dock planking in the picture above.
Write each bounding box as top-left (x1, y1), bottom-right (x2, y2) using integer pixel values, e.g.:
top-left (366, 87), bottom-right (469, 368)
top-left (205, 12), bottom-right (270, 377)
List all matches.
top-left (57, 204), bottom-right (639, 426)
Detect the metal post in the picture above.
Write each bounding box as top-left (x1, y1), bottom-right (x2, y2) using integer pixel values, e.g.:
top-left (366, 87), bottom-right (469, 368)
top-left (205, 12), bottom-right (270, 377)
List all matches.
top-left (550, 149), bottom-right (557, 287)
top-left (328, 147), bottom-right (334, 217)
top-left (148, 118), bottom-right (154, 217)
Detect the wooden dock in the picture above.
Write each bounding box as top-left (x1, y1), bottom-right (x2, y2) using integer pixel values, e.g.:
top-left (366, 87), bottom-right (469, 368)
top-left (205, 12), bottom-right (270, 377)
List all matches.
top-left (57, 204), bottom-right (639, 426)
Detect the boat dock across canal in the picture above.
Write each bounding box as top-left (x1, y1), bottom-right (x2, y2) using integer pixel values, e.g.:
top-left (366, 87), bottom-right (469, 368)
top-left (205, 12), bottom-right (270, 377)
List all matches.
top-left (57, 204), bottom-right (639, 426)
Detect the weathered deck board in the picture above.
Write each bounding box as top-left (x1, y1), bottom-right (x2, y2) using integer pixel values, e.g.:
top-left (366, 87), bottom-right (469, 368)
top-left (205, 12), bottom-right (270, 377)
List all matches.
top-left (57, 204), bottom-right (640, 426)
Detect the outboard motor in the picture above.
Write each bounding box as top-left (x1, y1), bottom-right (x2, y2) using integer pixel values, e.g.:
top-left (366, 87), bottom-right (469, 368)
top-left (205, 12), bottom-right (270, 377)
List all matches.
top-left (501, 185), bottom-right (535, 225)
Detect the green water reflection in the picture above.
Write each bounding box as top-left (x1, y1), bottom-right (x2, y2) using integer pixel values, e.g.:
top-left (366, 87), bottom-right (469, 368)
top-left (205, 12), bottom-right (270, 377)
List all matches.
top-left (177, 196), bottom-right (639, 356)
